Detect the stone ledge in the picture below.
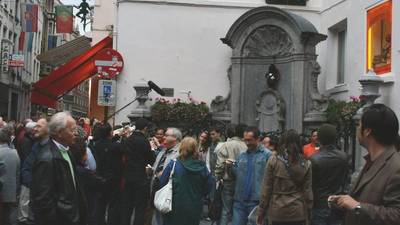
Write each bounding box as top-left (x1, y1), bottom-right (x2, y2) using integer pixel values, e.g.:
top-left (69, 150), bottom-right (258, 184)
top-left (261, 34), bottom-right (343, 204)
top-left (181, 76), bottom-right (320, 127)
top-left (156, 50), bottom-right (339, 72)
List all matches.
top-left (325, 83), bottom-right (349, 95)
top-left (379, 73), bottom-right (395, 84)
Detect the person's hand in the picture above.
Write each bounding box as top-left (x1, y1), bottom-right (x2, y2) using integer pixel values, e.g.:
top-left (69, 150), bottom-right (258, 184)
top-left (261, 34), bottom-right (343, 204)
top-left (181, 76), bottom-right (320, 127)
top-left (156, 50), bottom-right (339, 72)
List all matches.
top-left (225, 159), bottom-right (235, 167)
top-left (153, 137), bottom-right (160, 147)
top-left (336, 195), bottom-right (360, 210)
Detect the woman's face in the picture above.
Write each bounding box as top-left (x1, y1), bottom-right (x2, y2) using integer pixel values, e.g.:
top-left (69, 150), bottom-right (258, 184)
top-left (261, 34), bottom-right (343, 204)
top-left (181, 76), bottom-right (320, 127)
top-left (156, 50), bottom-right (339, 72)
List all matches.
top-left (199, 132), bottom-right (208, 144)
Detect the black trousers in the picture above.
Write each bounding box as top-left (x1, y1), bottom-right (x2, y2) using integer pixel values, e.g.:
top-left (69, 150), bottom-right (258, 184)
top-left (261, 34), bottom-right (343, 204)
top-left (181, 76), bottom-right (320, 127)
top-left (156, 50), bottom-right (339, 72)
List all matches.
top-left (120, 182), bottom-right (149, 225)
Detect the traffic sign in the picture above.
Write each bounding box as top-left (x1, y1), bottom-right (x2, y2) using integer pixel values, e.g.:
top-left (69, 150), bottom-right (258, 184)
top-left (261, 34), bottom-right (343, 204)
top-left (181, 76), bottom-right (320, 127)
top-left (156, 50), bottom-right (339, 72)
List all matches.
top-left (93, 48), bottom-right (124, 79)
top-left (98, 79), bottom-right (116, 106)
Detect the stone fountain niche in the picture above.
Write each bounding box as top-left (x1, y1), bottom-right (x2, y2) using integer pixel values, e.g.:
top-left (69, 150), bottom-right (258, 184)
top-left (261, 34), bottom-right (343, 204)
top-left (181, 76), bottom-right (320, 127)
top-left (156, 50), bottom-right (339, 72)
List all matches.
top-left (216, 6), bottom-right (328, 132)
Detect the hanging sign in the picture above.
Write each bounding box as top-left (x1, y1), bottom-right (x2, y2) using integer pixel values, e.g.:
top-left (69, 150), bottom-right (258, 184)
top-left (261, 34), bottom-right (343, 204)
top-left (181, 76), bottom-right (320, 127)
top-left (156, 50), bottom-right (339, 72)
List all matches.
top-left (98, 79), bottom-right (116, 106)
top-left (94, 48), bottom-right (124, 79)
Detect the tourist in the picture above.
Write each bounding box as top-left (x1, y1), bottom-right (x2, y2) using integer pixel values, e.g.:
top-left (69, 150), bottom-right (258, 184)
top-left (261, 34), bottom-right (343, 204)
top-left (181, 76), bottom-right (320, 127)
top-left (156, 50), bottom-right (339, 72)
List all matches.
top-left (18, 121), bottom-right (37, 164)
top-left (215, 124), bottom-right (247, 225)
top-left (257, 129), bottom-right (312, 225)
top-left (92, 123), bottom-right (121, 225)
top-left (31, 112), bottom-right (87, 225)
top-left (120, 118), bottom-right (156, 225)
top-left (0, 126), bottom-right (20, 225)
top-left (262, 132), bottom-right (279, 152)
top-left (150, 127), bottom-right (166, 156)
top-left (228, 126), bottom-right (272, 225)
top-left (303, 129), bottom-right (318, 159)
top-left (19, 118), bottom-right (49, 224)
top-left (159, 137), bottom-right (214, 225)
top-left (70, 137), bottom-right (105, 225)
top-left (209, 127), bottom-right (224, 176)
top-left (329, 104), bottom-right (400, 225)
top-left (198, 130), bottom-right (211, 171)
top-left (151, 127), bottom-right (182, 225)
top-left (310, 124), bottom-right (348, 225)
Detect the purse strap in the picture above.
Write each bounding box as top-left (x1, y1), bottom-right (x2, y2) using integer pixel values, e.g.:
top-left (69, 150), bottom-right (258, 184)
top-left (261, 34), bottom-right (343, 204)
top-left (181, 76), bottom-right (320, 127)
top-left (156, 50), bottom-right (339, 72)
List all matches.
top-left (169, 159), bottom-right (177, 179)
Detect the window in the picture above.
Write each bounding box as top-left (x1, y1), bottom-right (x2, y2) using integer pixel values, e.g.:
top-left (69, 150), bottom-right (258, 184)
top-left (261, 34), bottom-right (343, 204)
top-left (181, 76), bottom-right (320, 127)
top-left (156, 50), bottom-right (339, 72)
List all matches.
top-left (367, 0), bottom-right (392, 75)
top-left (337, 30), bottom-right (346, 84)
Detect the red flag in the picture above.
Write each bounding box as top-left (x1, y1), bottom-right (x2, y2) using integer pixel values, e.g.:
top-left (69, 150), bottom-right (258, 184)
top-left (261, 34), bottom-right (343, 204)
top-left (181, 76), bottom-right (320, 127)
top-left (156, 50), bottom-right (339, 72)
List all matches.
top-left (56, 5), bottom-right (73, 33)
top-left (18, 32), bottom-right (25, 51)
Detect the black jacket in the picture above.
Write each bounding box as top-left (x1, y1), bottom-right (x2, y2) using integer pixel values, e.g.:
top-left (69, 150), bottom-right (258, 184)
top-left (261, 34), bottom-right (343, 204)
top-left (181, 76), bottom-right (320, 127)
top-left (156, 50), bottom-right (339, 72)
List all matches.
top-left (92, 138), bottom-right (123, 192)
top-left (31, 140), bottom-right (87, 225)
top-left (310, 145), bottom-right (349, 208)
top-left (122, 131), bottom-right (155, 184)
top-left (19, 133), bottom-right (35, 164)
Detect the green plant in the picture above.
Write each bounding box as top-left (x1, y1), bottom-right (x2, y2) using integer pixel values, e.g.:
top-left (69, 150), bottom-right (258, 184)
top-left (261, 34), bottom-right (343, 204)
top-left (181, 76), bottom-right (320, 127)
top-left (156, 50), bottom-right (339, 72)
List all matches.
top-left (151, 98), bottom-right (209, 123)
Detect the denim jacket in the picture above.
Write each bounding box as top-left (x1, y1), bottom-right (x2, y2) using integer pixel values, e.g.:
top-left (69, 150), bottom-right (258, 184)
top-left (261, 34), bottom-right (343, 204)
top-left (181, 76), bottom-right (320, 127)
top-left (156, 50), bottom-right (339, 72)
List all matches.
top-left (232, 145), bottom-right (271, 202)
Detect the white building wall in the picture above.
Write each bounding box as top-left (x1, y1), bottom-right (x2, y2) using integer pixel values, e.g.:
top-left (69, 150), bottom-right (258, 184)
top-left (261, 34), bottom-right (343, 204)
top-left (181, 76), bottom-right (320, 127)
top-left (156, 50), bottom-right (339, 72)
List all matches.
top-left (92, 0), bottom-right (115, 44)
top-left (114, 0), bottom-right (400, 124)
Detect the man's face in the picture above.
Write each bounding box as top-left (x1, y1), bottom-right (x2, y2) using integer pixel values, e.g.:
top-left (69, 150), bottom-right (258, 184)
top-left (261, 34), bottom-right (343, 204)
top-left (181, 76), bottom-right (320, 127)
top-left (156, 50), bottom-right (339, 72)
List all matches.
top-left (155, 129), bottom-right (165, 142)
top-left (164, 129), bottom-right (177, 149)
top-left (262, 136), bottom-right (271, 149)
top-left (33, 119), bottom-right (48, 139)
top-left (210, 131), bottom-right (221, 143)
top-left (244, 131), bottom-right (258, 150)
top-left (57, 117), bottom-right (77, 146)
top-left (199, 132), bottom-right (208, 145)
top-left (311, 131), bottom-right (318, 144)
top-left (357, 122), bottom-right (370, 148)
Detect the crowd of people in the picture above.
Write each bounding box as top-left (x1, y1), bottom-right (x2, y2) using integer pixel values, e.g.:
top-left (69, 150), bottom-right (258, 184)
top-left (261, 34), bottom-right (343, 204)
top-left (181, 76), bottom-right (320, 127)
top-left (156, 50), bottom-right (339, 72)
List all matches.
top-left (0, 103), bottom-right (399, 225)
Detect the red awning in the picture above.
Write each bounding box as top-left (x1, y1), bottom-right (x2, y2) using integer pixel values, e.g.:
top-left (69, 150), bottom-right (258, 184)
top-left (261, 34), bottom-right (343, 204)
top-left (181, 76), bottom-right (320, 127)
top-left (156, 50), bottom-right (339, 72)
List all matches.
top-left (31, 36), bottom-right (113, 108)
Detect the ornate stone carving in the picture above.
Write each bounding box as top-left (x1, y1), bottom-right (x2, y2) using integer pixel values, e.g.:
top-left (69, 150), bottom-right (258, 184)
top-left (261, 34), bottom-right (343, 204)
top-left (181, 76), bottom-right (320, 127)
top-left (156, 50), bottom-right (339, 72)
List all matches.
top-left (256, 88), bottom-right (285, 132)
top-left (308, 61), bottom-right (328, 112)
top-left (242, 26), bottom-right (295, 57)
top-left (211, 66), bottom-right (232, 113)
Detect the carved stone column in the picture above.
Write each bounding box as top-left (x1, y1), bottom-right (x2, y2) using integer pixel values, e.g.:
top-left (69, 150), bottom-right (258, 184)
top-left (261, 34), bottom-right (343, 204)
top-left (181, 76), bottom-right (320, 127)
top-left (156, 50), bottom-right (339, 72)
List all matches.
top-left (127, 81), bottom-right (151, 122)
top-left (351, 70), bottom-right (383, 184)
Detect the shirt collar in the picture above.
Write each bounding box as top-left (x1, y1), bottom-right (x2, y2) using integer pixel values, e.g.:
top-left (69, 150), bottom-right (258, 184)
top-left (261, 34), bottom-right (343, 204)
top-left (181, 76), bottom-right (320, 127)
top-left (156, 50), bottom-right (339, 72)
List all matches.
top-left (53, 140), bottom-right (69, 151)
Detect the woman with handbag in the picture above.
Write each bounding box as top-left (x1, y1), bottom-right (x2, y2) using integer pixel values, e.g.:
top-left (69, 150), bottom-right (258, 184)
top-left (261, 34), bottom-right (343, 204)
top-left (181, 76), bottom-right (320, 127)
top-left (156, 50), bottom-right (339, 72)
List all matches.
top-left (159, 137), bottom-right (214, 225)
top-left (256, 130), bottom-right (313, 225)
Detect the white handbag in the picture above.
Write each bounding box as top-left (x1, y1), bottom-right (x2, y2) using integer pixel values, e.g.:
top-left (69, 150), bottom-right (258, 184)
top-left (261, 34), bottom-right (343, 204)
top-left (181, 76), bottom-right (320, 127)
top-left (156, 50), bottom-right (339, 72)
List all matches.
top-left (154, 159), bottom-right (177, 214)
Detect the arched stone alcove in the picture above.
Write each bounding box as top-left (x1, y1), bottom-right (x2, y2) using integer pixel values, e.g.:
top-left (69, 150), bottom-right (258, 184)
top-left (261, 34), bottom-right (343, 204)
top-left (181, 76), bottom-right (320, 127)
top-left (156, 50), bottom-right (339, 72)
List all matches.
top-left (218, 6), bottom-right (328, 132)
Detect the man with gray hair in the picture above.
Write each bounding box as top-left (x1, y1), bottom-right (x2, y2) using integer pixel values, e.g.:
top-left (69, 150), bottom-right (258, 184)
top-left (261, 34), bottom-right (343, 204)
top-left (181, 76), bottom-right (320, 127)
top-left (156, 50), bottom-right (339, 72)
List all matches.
top-left (19, 121), bottom-right (37, 164)
top-left (31, 112), bottom-right (87, 225)
top-left (0, 126), bottom-right (20, 225)
top-left (150, 127), bottom-right (182, 225)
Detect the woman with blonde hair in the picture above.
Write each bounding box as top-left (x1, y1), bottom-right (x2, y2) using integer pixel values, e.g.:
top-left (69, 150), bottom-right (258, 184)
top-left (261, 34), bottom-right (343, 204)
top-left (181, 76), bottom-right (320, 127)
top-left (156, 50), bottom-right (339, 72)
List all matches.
top-left (159, 137), bottom-right (214, 225)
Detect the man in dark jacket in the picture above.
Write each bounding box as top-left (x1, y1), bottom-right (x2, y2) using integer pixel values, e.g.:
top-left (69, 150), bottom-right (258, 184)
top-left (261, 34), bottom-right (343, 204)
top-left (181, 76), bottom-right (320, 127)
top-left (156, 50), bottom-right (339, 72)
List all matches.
top-left (310, 124), bottom-right (348, 225)
top-left (31, 112), bottom-right (87, 225)
top-left (92, 123), bottom-right (122, 225)
top-left (329, 104), bottom-right (400, 225)
top-left (120, 118), bottom-right (156, 225)
top-left (19, 122), bottom-right (36, 165)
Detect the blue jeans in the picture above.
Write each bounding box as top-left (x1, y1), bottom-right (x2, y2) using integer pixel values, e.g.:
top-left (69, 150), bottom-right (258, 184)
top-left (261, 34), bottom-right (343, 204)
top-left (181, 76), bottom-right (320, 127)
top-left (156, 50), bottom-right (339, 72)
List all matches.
top-left (311, 208), bottom-right (343, 225)
top-left (232, 201), bottom-right (258, 225)
top-left (219, 182), bottom-right (234, 225)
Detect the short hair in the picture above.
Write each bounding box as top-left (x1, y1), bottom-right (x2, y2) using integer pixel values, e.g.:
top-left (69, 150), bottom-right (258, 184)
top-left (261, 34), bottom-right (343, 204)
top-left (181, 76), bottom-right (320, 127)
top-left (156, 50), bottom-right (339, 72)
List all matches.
top-left (0, 127), bottom-right (11, 143)
top-left (167, 127), bottom-right (182, 142)
top-left (98, 123), bottom-right (112, 139)
top-left (311, 129), bottom-right (318, 136)
top-left (135, 118), bottom-right (149, 131)
top-left (244, 126), bottom-right (260, 139)
top-left (25, 121), bottom-right (37, 131)
top-left (318, 124), bottom-right (337, 145)
top-left (178, 137), bottom-right (199, 160)
top-left (210, 127), bottom-right (222, 134)
top-left (235, 124), bottom-right (247, 138)
top-left (49, 112), bottom-right (72, 137)
top-left (155, 127), bottom-right (165, 133)
top-left (361, 104), bottom-right (399, 146)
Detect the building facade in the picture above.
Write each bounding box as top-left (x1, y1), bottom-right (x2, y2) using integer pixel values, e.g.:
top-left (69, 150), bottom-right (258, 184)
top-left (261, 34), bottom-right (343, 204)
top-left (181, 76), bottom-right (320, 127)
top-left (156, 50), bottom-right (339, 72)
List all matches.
top-left (109, 0), bottom-right (399, 126)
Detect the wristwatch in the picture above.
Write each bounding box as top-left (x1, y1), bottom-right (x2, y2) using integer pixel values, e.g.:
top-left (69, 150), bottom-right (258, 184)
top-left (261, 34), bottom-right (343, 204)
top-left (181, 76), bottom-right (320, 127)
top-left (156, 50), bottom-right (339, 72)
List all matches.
top-left (354, 203), bottom-right (362, 215)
